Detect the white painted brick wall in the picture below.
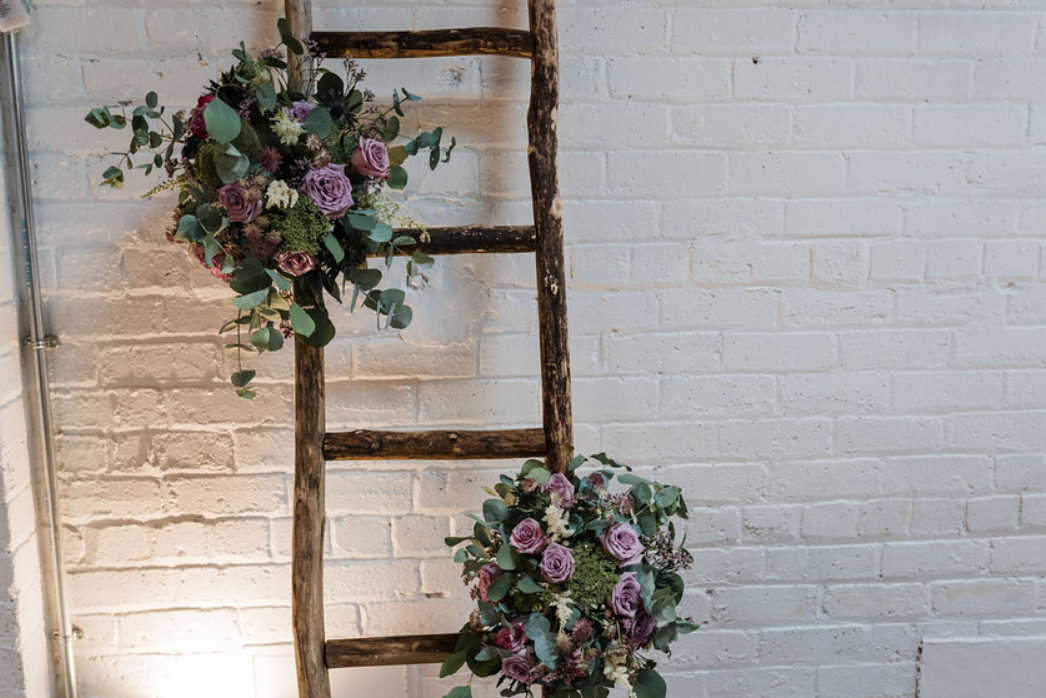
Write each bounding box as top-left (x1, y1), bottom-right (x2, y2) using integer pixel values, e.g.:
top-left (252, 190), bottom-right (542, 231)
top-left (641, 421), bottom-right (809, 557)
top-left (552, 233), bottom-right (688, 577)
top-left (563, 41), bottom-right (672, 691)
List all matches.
top-left (2, 1), bottom-right (1046, 697)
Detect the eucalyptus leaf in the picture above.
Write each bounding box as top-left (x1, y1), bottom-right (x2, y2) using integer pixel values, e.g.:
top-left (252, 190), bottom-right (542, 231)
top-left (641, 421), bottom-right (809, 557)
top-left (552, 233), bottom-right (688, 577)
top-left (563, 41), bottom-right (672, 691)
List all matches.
top-left (633, 669), bottom-right (666, 698)
top-left (233, 288), bottom-right (271, 310)
top-left (256, 82), bottom-right (277, 111)
top-left (289, 302), bottom-right (316, 338)
top-left (487, 573), bottom-right (514, 603)
top-left (517, 577), bottom-right (544, 594)
top-left (483, 498), bottom-right (508, 524)
top-left (439, 649), bottom-right (468, 679)
top-left (230, 370), bottom-right (255, 387)
top-left (304, 107), bottom-right (333, 138)
top-left (496, 543), bottom-right (519, 571)
top-left (203, 97), bottom-right (242, 144)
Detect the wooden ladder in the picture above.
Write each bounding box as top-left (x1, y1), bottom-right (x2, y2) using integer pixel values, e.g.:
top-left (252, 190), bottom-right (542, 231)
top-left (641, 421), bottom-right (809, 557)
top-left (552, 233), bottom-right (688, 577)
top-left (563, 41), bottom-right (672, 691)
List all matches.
top-left (284, 1), bottom-right (572, 696)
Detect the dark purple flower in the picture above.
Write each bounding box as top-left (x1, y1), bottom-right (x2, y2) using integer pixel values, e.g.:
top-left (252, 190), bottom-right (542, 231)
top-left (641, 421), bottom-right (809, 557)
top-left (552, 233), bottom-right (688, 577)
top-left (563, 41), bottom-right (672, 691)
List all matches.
top-left (544, 473), bottom-right (576, 508)
top-left (478, 563), bottom-right (502, 603)
top-left (600, 522), bottom-right (644, 567)
top-left (587, 472), bottom-right (606, 488)
top-left (287, 100), bottom-right (315, 123)
top-left (611, 572), bottom-right (642, 618)
top-left (189, 94), bottom-right (214, 139)
top-left (509, 518), bottom-right (546, 555)
top-left (275, 250), bottom-right (316, 276)
top-left (625, 611), bottom-right (656, 648)
top-left (217, 181), bottom-right (263, 223)
top-left (501, 651), bottom-right (537, 685)
top-left (351, 137), bottom-right (390, 178)
top-left (299, 163), bottom-right (354, 218)
top-left (539, 543), bottom-right (575, 584)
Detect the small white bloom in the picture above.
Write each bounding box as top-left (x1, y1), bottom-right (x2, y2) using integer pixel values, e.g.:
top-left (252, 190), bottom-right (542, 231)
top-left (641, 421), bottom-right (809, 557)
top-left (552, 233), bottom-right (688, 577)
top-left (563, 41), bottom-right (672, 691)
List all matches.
top-left (553, 592), bottom-right (573, 628)
top-left (543, 504), bottom-right (573, 543)
top-left (272, 112), bottom-right (305, 146)
top-left (266, 179), bottom-right (299, 210)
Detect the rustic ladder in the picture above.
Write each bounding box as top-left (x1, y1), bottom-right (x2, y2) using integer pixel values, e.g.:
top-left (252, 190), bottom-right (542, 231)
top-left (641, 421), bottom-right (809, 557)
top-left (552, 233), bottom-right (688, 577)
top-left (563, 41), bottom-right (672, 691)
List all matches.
top-left (284, 1), bottom-right (572, 697)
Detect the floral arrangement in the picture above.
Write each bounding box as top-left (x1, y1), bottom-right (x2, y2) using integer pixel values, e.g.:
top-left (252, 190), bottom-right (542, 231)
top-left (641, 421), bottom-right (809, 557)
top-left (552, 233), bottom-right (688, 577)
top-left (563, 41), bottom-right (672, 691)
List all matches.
top-left (85, 20), bottom-right (455, 397)
top-left (441, 454), bottom-right (697, 698)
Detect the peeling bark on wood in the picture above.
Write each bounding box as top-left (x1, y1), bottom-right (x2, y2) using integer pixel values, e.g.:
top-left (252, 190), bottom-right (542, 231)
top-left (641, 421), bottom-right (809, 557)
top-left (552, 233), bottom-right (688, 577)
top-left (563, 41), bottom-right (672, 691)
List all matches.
top-left (313, 28), bottom-right (533, 59)
top-left (324, 428), bottom-right (546, 460)
top-left (366, 225), bottom-right (537, 257)
top-left (326, 634), bottom-right (461, 668)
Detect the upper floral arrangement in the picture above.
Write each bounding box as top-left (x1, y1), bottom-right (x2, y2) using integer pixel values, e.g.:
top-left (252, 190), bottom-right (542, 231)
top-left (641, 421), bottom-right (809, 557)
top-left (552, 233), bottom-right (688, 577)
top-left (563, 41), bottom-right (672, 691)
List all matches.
top-left (442, 454), bottom-right (697, 698)
top-left (85, 20), bottom-right (455, 397)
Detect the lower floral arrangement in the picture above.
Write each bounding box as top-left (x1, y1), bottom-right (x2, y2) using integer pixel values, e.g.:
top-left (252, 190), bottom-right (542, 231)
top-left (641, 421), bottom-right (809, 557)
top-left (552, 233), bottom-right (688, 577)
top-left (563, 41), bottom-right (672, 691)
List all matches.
top-left (441, 454), bottom-right (697, 698)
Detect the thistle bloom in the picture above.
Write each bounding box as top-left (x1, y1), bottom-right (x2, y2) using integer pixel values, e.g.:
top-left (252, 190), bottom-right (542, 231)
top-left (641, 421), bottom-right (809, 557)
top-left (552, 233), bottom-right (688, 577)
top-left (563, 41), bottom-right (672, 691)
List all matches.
top-left (509, 518), bottom-right (546, 555)
top-left (258, 146), bottom-right (282, 173)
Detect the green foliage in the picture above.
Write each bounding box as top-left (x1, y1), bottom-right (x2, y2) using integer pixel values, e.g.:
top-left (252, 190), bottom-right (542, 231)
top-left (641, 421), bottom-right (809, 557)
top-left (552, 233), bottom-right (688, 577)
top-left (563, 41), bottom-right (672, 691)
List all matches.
top-left (268, 199), bottom-right (329, 254)
top-left (567, 544), bottom-right (619, 612)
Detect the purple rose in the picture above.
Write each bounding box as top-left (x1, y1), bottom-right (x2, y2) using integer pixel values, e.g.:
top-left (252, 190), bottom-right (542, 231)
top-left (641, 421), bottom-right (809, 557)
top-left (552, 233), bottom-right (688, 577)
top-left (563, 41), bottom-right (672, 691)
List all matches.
top-left (300, 164), bottom-right (354, 218)
top-left (501, 651), bottom-right (536, 685)
top-left (275, 250), bottom-right (316, 276)
top-left (539, 543), bottom-right (575, 584)
top-left (509, 518), bottom-right (546, 555)
top-left (286, 100), bottom-right (315, 123)
top-left (478, 563), bottom-right (502, 603)
top-left (611, 572), bottom-right (642, 618)
top-left (544, 473), bottom-right (576, 508)
top-left (351, 137), bottom-right (390, 178)
top-left (494, 619), bottom-right (526, 652)
top-left (217, 181), bottom-right (262, 223)
top-left (600, 522), bottom-right (644, 567)
top-left (625, 611), bottom-right (656, 648)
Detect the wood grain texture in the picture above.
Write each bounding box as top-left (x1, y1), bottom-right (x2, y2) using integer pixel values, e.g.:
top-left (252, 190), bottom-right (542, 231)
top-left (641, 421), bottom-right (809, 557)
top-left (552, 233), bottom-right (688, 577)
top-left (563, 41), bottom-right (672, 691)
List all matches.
top-left (312, 28), bottom-right (533, 59)
top-left (292, 283), bottom-right (331, 698)
top-left (324, 428), bottom-right (546, 460)
top-left (326, 633), bottom-right (461, 668)
top-left (366, 225), bottom-right (537, 257)
top-left (284, 0), bottom-right (312, 91)
top-left (527, 0), bottom-right (573, 475)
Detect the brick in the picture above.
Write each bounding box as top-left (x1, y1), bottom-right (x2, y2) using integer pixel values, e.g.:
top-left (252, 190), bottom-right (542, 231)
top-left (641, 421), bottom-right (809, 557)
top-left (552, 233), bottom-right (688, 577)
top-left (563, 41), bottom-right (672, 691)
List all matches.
top-left (671, 105), bottom-right (791, 147)
top-left (770, 459), bottom-right (883, 501)
top-left (780, 373), bottom-right (889, 416)
top-left (798, 11), bottom-right (917, 55)
top-left (793, 105), bottom-right (912, 147)
top-left (673, 9), bottom-right (796, 56)
top-left (840, 330), bottom-right (952, 370)
top-left (822, 584), bottom-right (929, 620)
top-left (918, 13), bottom-right (1036, 57)
top-left (609, 58), bottom-right (730, 100)
top-left (729, 151), bottom-right (846, 196)
top-left (856, 59), bottom-right (972, 100)
top-left (720, 419), bottom-right (832, 459)
top-left (966, 495), bottom-right (1020, 533)
top-left (892, 371), bottom-right (1003, 412)
top-left (661, 375), bottom-right (775, 417)
top-left (882, 540), bottom-right (991, 578)
top-left (930, 579), bottom-right (1037, 617)
top-left (734, 58), bottom-right (853, 101)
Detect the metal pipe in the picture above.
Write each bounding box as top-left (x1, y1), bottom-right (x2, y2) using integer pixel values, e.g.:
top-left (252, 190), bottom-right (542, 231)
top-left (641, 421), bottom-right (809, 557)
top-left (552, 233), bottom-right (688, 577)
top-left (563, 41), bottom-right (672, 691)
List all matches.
top-left (1, 29), bottom-right (79, 698)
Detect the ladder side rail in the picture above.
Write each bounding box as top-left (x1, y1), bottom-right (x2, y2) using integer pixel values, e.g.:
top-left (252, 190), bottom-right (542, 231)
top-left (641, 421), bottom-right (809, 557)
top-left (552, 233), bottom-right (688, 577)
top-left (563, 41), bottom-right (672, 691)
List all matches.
top-left (527, 0), bottom-right (572, 475)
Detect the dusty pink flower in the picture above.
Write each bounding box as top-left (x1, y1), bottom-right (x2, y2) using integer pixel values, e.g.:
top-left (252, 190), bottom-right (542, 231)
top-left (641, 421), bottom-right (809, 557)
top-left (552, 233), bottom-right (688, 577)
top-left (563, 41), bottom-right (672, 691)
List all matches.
top-left (217, 181), bottom-right (263, 223)
top-left (544, 473), bottom-right (576, 507)
top-left (501, 651), bottom-right (537, 685)
top-left (351, 137), bottom-right (390, 178)
top-left (625, 611), bottom-right (656, 649)
top-left (600, 523), bottom-right (644, 567)
top-left (477, 563), bottom-right (502, 603)
top-left (509, 518), bottom-right (546, 555)
top-left (539, 543), bottom-right (575, 584)
top-left (189, 94), bottom-right (215, 139)
top-left (494, 619), bottom-right (526, 652)
top-left (275, 250), bottom-right (316, 276)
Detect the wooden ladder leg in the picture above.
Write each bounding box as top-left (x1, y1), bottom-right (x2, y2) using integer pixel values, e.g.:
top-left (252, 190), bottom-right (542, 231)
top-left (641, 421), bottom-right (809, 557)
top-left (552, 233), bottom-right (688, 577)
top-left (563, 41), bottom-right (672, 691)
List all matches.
top-left (528, 0), bottom-right (573, 475)
top-left (293, 304), bottom-right (331, 697)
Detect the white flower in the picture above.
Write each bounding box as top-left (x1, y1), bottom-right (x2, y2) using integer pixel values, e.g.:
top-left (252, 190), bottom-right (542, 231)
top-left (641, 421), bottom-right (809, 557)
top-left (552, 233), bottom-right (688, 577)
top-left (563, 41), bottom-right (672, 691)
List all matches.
top-left (266, 179), bottom-right (299, 210)
top-left (272, 112), bottom-right (305, 146)
top-left (543, 504), bottom-right (573, 543)
top-left (603, 648), bottom-right (636, 698)
top-left (553, 592), bottom-right (573, 628)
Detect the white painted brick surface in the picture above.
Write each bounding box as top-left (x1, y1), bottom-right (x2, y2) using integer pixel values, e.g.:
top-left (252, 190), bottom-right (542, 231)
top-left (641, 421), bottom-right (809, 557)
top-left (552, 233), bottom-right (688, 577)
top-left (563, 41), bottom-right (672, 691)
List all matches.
top-left (0, 2), bottom-right (1045, 698)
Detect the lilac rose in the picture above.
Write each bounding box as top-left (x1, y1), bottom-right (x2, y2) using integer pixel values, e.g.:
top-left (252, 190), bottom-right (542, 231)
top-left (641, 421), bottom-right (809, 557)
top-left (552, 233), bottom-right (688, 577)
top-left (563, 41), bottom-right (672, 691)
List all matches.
top-left (544, 473), bottom-right (576, 508)
top-left (300, 164), bottom-right (354, 218)
top-left (217, 181), bottom-right (262, 223)
top-left (600, 522), bottom-right (644, 567)
top-left (539, 543), bottom-right (575, 584)
top-left (351, 137), bottom-right (390, 178)
top-left (287, 100), bottom-right (315, 123)
top-left (275, 251), bottom-right (316, 276)
top-left (611, 572), bottom-right (642, 618)
top-left (501, 651), bottom-right (536, 685)
top-left (509, 518), bottom-right (546, 555)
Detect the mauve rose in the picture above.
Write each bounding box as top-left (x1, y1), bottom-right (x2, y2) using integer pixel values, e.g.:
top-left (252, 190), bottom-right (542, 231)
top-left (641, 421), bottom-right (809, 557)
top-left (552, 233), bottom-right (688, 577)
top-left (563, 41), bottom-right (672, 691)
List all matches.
top-left (287, 100), bottom-right (315, 123)
top-left (478, 563), bottom-right (502, 603)
top-left (217, 182), bottom-right (262, 223)
top-left (626, 611), bottom-right (656, 648)
top-left (509, 518), bottom-right (546, 555)
top-left (189, 94), bottom-right (214, 139)
top-left (276, 250), bottom-right (316, 276)
top-left (300, 164), bottom-right (354, 218)
top-left (544, 473), bottom-right (576, 508)
top-left (494, 620), bottom-right (526, 653)
top-left (600, 522), bottom-right (644, 567)
top-left (539, 543), bottom-right (575, 584)
top-left (351, 137), bottom-right (390, 178)
top-left (501, 651), bottom-right (536, 685)
top-left (611, 572), bottom-right (642, 618)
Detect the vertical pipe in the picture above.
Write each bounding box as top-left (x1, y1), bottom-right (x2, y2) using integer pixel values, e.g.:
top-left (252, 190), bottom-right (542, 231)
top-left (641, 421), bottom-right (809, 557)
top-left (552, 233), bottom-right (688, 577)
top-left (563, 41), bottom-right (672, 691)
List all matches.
top-left (527, 0), bottom-right (572, 474)
top-left (1, 30), bottom-right (79, 698)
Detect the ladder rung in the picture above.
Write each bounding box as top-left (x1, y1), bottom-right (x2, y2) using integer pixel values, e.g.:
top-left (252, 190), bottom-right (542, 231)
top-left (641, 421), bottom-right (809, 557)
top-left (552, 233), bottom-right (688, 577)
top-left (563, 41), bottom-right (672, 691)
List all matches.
top-left (326, 633), bottom-right (461, 668)
top-left (312, 28), bottom-right (533, 59)
top-left (324, 428), bottom-right (545, 461)
top-left (368, 225), bottom-right (536, 257)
